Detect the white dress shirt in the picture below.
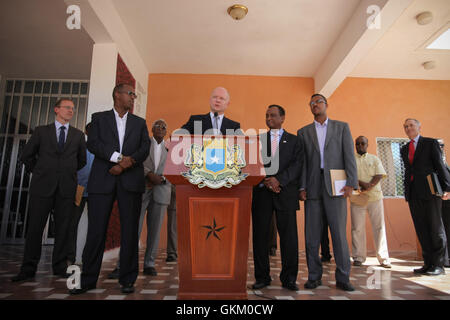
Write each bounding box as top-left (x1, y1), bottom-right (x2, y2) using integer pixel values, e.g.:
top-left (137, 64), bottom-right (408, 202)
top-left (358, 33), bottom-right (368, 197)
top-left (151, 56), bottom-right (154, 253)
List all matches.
top-left (152, 137), bottom-right (164, 171)
top-left (210, 112), bottom-right (224, 134)
top-left (110, 108), bottom-right (128, 163)
top-left (314, 118), bottom-right (328, 169)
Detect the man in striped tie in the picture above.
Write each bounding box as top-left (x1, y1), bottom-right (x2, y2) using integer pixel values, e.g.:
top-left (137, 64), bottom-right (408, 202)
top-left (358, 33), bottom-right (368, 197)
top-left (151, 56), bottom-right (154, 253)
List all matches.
top-left (401, 118), bottom-right (449, 276)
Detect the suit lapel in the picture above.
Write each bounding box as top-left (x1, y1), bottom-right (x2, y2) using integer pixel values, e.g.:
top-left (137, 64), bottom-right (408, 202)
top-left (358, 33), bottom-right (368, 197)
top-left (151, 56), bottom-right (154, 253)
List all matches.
top-left (157, 142), bottom-right (168, 173)
top-left (412, 136), bottom-right (423, 164)
top-left (278, 130), bottom-right (289, 157)
top-left (63, 125), bottom-right (75, 152)
top-left (204, 113), bottom-right (213, 132)
top-left (308, 123), bottom-right (320, 153)
top-left (49, 123), bottom-right (59, 152)
top-left (124, 113), bottom-right (133, 144)
top-left (324, 119), bottom-right (333, 149)
top-left (108, 110), bottom-right (120, 144)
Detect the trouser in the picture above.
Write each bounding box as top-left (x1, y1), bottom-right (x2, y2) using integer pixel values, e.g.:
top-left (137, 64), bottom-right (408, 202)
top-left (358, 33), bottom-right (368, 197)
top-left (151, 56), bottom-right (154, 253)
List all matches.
top-left (442, 199), bottom-right (450, 265)
top-left (304, 174), bottom-right (351, 284)
top-left (21, 193), bottom-right (74, 275)
top-left (67, 197), bottom-right (87, 264)
top-left (351, 199), bottom-right (390, 264)
top-left (408, 182), bottom-right (446, 268)
top-left (81, 181), bottom-right (142, 287)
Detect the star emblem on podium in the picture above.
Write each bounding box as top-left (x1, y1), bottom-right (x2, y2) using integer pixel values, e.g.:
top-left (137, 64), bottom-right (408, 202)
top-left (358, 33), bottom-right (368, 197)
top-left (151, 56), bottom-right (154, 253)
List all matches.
top-left (201, 217), bottom-right (225, 240)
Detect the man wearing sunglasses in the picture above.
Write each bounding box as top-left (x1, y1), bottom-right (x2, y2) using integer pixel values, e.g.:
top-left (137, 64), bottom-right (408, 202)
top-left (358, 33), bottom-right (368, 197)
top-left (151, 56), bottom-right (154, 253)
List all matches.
top-left (298, 93), bottom-right (357, 292)
top-left (70, 83), bottom-right (150, 295)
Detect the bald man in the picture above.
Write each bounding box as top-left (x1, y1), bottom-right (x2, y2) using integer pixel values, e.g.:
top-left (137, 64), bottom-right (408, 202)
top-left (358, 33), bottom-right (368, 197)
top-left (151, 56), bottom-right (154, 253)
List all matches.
top-left (178, 87), bottom-right (241, 135)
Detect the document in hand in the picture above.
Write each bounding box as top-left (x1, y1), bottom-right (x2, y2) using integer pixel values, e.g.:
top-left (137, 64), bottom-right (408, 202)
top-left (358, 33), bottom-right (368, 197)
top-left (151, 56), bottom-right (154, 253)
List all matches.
top-left (330, 169), bottom-right (358, 197)
top-left (427, 172), bottom-right (443, 196)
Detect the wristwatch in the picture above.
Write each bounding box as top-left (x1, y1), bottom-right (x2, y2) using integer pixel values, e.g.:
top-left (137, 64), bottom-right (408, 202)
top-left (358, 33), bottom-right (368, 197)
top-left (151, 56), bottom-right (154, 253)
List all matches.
top-left (117, 154), bottom-right (123, 162)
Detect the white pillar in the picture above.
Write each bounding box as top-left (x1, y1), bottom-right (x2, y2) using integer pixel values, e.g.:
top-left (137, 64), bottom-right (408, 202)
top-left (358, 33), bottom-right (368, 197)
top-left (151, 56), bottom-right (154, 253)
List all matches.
top-left (86, 43), bottom-right (118, 122)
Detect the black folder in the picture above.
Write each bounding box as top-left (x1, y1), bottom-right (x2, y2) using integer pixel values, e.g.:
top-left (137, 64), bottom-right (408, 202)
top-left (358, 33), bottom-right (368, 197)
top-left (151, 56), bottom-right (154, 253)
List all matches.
top-left (427, 172), bottom-right (443, 196)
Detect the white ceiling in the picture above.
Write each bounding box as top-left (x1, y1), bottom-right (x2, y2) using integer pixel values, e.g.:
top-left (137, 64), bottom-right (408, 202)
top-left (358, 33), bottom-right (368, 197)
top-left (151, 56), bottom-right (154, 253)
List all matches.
top-left (0, 0), bottom-right (94, 79)
top-left (112, 0), bottom-right (361, 77)
top-left (351, 0), bottom-right (450, 79)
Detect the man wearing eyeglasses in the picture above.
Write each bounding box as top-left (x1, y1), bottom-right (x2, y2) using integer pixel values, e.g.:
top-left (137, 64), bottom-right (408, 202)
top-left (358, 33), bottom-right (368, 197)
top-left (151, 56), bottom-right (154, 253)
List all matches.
top-left (70, 83), bottom-right (150, 295)
top-left (12, 98), bottom-right (86, 282)
top-left (177, 87), bottom-right (241, 135)
top-left (298, 93), bottom-right (357, 292)
top-left (107, 119), bottom-right (177, 279)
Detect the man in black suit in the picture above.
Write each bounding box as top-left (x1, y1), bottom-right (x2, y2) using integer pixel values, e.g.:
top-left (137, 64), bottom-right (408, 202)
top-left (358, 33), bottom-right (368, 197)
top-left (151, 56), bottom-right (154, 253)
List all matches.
top-left (401, 118), bottom-right (449, 276)
top-left (251, 105), bottom-right (302, 291)
top-left (178, 87), bottom-right (241, 135)
top-left (12, 98), bottom-right (86, 282)
top-left (70, 83), bottom-right (150, 294)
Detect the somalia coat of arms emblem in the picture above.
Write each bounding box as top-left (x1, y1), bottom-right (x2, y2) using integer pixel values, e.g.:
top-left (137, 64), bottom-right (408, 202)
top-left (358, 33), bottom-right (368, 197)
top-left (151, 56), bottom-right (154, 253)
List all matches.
top-left (182, 138), bottom-right (248, 189)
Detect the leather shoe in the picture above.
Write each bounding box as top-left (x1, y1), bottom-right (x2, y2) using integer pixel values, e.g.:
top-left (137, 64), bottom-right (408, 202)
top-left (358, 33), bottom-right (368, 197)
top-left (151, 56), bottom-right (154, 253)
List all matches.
top-left (108, 268), bottom-right (120, 279)
top-left (69, 284), bottom-right (96, 295)
top-left (304, 279), bottom-right (322, 289)
top-left (11, 272), bottom-right (35, 282)
top-left (252, 280), bottom-right (271, 290)
top-left (143, 267), bottom-right (157, 276)
top-left (413, 265), bottom-right (430, 275)
top-left (425, 266), bottom-right (445, 276)
top-left (336, 281), bottom-right (355, 291)
top-left (166, 256), bottom-right (177, 262)
top-left (282, 282), bottom-right (299, 291)
top-left (321, 255), bottom-right (332, 263)
top-left (121, 283), bottom-right (135, 294)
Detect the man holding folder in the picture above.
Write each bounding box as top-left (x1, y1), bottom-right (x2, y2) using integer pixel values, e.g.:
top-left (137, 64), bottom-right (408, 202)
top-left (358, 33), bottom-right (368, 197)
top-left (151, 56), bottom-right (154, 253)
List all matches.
top-left (298, 94), bottom-right (357, 291)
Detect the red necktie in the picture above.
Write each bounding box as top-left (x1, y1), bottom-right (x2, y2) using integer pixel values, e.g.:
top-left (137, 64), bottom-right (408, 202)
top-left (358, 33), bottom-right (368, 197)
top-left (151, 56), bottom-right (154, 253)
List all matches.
top-left (409, 140), bottom-right (415, 181)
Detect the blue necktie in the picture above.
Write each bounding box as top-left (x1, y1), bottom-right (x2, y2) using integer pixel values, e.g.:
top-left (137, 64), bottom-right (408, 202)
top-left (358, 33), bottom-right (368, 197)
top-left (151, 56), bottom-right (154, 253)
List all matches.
top-left (58, 126), bottom-right (66, 151)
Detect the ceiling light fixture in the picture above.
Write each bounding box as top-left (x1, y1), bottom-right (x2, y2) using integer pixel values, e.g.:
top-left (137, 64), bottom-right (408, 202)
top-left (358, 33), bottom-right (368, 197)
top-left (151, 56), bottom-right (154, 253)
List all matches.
top-left (227, 4), bottom-right (248, 20)
top-left (416, 11), bottom-right (433, 25)
top-left (422, 61), bottom-right (436, 70)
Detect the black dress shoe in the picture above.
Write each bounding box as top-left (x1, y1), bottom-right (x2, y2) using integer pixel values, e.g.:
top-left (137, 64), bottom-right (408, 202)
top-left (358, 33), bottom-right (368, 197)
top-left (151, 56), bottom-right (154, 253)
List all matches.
top-left (425, 266), bottom-right (445, 276)
top-left (321, 255), bottom-right (332, 263)
top-left (304, 279), bottom-right (322, 289)
top-left (108, 268), bottom-right (120, 279)
top-left (252, 280), bottom-right (271, 290)
top-left (121, 283), bottom-right (135, 294)
top-left (143, 267), bottom-right (157, 276)
top-left (282, 282), bottom-right (299, 291)
top-left (11, 272), bottom-right (35, 282)
top-left (336, 281), bottom-right (355, 291)
top-left (413, 265), bottom-right (430, 275)
top-left (69, 284), bottom-right (96, 295)
top-left (166, 256), bottom-right (177, 262)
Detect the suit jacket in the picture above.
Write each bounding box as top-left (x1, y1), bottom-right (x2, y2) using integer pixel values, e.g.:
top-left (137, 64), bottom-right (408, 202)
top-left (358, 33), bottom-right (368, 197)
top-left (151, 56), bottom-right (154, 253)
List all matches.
top-left (87, 109), bottom-right (150, 194)
top-left (143, 139), bottom-right (172, 205)
top-left (298, 119), bottom-right (357, 199)
top-left (20, 123), bottom-right (86, 198)
top-left (255, 130), bottom-right (302, 211)
top-left (180, 113), bottom-right (241, 135)
top-left (401, 136), bottom-right (450, 201)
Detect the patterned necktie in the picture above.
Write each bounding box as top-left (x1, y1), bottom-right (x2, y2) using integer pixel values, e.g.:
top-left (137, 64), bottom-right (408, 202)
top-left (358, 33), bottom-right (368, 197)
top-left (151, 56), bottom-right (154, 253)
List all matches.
top-left (271, 132), bottom-right (279, 156)
top-left (214, 116), bottom-right (219, 134)
top-left (58, 126), bottom-right (66, 151)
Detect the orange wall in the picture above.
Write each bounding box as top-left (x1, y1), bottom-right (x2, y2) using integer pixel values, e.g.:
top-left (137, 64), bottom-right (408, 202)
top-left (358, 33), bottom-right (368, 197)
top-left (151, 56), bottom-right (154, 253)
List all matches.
top-left (144, 74), bottom-right (450, 255)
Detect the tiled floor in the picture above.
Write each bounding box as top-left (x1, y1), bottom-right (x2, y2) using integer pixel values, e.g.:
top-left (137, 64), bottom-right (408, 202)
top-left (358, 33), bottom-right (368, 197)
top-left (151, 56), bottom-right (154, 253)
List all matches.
top-left (0, 245), bottom-right (449, 300)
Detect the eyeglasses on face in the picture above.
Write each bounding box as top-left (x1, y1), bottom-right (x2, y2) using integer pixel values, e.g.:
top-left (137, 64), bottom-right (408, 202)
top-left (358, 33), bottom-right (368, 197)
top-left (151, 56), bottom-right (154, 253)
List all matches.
top-left (355, 142), bottom-right (367, 146)
top-left (310, 99), bottom-right (326, 107)
top-left (119, 91), bottom-right (137, 98)
top-left (154, 124), bottom-right (167, 130)
top-left (59, 105), bottom-right (76, 111)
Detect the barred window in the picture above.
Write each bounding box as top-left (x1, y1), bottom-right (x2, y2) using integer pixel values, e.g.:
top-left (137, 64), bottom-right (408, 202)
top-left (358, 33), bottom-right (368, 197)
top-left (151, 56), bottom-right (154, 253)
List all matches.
top-left (376, 137), bottom-right (445, 198)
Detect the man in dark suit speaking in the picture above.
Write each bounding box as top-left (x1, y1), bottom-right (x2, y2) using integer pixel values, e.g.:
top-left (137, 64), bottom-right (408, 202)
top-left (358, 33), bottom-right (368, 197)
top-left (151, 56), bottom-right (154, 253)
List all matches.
top-left (12, 98), bottom-right (86, 282)
top-left (401, 118), bottom-right (449, 276)
top-left (251, 105), bottom-right (302, 291)
top-left (178, 87), bottom-right (241, 135)
top-left (70, 83), bottom-right (150, 294)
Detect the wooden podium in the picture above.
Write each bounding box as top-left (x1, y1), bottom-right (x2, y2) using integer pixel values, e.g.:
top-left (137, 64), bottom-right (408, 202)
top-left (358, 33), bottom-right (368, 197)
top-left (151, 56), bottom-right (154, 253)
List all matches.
top-left (164, 135), bottom-right (263, 300)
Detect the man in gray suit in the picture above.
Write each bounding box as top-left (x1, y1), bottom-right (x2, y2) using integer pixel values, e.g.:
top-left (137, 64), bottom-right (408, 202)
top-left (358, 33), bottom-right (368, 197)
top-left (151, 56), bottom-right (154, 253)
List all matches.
top-left (108, 119), bottom-right (177, 278)
top-left (298, 93), bottom-right (357, 291)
